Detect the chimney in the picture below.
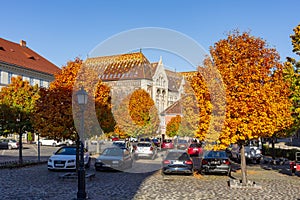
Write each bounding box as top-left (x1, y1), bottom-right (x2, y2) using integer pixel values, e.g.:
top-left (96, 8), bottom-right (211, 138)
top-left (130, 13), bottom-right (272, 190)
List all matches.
top-left (20, 40), bottom-right (26, 47)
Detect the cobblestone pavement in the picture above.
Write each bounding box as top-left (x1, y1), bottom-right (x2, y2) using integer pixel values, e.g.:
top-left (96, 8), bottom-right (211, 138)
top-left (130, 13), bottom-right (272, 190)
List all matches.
top-left (0, 161), bottom-right (300, 200)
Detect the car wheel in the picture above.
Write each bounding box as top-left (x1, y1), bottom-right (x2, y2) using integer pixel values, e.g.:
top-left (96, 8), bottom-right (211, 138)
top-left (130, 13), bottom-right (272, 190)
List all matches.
top-left (8, 145), bottom-right (12, 150)
top-left (291, 169), bottom-right (296, 176)
top-left (128, 160), bottom-right (133, 168)
top-left (52, 143), bottom-right (56, 147)
top-left (85, 158), bottom-right (91, 168)
top-left (227, 169), bottom-right (231, 177)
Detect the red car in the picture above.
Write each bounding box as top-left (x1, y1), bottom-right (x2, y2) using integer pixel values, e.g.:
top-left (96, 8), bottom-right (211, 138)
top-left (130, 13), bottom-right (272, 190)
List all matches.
top-left (161, 139), bottom-right (174, 149)
top-left (111, 137), bottom-right (119, 141)
top-left (188, 143), bottom-right (203, 157)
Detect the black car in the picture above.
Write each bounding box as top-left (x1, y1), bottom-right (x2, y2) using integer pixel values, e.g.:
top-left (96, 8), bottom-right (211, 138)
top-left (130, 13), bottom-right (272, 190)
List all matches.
top-left (200, 150), bottom-right (231, 176)
top-left (162, 150), bottom-right (194, 175)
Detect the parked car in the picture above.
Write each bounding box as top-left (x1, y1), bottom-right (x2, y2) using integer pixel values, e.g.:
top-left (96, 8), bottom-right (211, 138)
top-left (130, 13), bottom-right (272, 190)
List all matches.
top-left (290, 151), bottom-right (300, 175)
top-left (111, 137), bottom-right (119, 141)
top-left (133, 141), bottom-right (157, 160)
top-left (187, 143), bottom-right (203, 157)
top-left (229, 141), bottom-right (262, 164)
top-left (177, 139), bottom-right (189, 150)
top-left (47, 146), bottom-right (91, 171)
top-left (200, 150), bottom-right (231, 176)
top-left (38, 138), bottom-right (65, 147)
top-left (112, 140), bottom-right (134, 153)
top-left (152, 138), bottom-right (161, 149)
top-left (140, 138), bottom-right (151, 142)
top-left (162, 149), bottom-right (194, 175)
top-left (95, 147), bottom-right (133, 171)
top-left (129, 137), bottom-right (138, 142)
top-left (0, 139), bottom-right (19, 150)
top-left (161, 139), bottom-right (174, 150)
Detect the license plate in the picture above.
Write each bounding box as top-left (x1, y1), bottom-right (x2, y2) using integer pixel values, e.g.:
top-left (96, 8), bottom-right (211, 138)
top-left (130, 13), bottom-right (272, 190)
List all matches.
top-left (173, 161), bottom-right (182, 164)
top-left (55, 164), bottom-right (64, 167)
top-left (103, 164), bottom-right (111, 167)
top-left (211, 161), bottom-right (220, 165)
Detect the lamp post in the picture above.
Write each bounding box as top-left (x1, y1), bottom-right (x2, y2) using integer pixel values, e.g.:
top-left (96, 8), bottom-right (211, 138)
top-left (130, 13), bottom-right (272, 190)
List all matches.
top-left (76, 86), bottom-right (88, 200)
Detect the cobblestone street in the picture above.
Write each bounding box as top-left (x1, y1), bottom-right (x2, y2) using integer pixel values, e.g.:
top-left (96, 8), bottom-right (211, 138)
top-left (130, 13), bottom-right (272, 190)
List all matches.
top-left (0, 162), bottom-right (299, 200)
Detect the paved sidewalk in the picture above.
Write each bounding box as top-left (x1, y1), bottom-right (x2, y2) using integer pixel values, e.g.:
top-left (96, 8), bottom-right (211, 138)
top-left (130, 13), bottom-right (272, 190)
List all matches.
top-left (0, 163), bottom-right (299, 200)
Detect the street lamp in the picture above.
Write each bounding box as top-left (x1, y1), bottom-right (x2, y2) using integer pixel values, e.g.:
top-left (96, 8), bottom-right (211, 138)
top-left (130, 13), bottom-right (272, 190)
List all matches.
top-left (76, 86), bottom-right (88, 200)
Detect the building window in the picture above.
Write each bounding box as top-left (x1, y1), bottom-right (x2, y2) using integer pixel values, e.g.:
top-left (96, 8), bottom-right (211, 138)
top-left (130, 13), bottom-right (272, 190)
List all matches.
top-left (8, 72), bottom-right (12, 84)
top-left (30, 77), bottom-right (34, 86)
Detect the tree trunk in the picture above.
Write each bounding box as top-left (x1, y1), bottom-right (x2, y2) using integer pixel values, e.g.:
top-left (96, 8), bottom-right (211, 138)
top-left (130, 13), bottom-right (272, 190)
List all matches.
top-left (240, 144), bottom-right (247, 186)
top-left (18, 132), bottom-right (23, 165)
top-left (271, 137), bottom-right (275, 159)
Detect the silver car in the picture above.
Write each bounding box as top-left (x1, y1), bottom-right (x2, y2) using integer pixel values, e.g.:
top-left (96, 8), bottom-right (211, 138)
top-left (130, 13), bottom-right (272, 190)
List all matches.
top-left (0, 139), bottom-right (19, 149)
top-left (133, 141), bottom-right (157, 160)
top-left (95, 147), bottom-right (133, 171)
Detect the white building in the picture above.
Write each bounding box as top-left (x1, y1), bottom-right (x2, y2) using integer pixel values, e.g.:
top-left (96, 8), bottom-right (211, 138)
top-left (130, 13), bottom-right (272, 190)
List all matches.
top-left (0, 38), bottom-right (60, 89)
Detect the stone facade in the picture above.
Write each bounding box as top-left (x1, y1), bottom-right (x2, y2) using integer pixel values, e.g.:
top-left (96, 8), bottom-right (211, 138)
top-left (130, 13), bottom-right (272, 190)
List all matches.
top-left (85, 52), bottom-right (185, 134)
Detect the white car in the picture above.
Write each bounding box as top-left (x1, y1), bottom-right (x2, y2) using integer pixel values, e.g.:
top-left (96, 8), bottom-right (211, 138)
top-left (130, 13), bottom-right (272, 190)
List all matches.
top-left (38, 138), bottom-right (65, 147)
top-left (47, 146), bottom-right (91, 170)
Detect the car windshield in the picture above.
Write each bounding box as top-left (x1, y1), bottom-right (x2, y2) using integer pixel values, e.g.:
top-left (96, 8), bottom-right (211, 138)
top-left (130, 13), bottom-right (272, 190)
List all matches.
top-left (102, 148), bottom-right (123, 156)
top-left (189, 143), bottom-right (201, 148)
top-left (166, 152), bottom-right (189, 161)
top-left (140, 138), bottom-right (150, 142)
top-left (205, 151), bottom-right (226, 158)
top-left (178, 140), bottom-right (187, 144)
top-left (113, 142), bottom-right (125, 148)
top-left (163, 139), bottom-right (172, 143)
top-left (55, 147), bottom-right (76, 155)
top-left (137, 143), bottom-right (151, 147)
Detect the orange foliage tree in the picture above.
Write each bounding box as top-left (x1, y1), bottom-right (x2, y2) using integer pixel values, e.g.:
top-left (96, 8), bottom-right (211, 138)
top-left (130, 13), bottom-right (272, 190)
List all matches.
top-left (33, 59), bottom-right (114, 141)
top-left (182, 73), bottom-right (210, 141)
top-left (166, 115), bottom-right (181, 138)
top-left (210, 31), bottom-right (293, 185)
top-left (113, 89), bottom-right (160, 138)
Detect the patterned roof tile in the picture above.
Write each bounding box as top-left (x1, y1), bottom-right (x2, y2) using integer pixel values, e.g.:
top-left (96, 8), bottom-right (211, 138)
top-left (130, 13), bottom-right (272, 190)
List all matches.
top-left (85, 52), bottom-right (153, 81)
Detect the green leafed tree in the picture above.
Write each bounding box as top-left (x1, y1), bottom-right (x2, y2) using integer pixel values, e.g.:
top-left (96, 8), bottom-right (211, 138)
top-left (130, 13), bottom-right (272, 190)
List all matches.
top-left (284, 23), bottom-right (300, 136)
top-left (0, 76), bottom-right (39, 164)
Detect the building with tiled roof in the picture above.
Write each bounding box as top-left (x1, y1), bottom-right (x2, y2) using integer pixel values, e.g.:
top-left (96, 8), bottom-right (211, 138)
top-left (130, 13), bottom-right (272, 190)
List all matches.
top-left (85, 52), bottom-right (186, 134)
top-left (0, 38), bottom-right (60, 88)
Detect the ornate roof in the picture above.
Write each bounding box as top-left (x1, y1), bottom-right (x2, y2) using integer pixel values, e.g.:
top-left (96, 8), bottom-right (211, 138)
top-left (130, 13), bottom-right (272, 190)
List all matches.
top-left (163, 100), bottom-right (182, 115)
top-left (0, 38), bottom-right (60, 75)
top-left (166, 69), bottom-right (183, 92)
top-left (85, 52), bottom-right (153, 81)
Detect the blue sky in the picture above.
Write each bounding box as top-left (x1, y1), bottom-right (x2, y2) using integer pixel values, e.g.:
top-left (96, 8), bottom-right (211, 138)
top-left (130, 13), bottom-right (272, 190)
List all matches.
top-left (2, 0), bottom-right (300, 72)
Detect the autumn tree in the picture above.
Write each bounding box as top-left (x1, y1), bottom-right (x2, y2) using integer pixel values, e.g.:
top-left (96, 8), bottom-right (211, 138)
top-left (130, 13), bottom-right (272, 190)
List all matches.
top-left (0, 76), bottom-right (39, 164)
top-left (33, 59), bottom-right (115, 141)
top-left (113, 89), bottom-right (160, 138)
top-left (166, 115), bottom-right (181, 138)
top-left (284, 23), bottom-right (300, 136)
top-left (210, 31), bottom-right (293, 185)
top-left (180, 73), bottom-right (209, 140)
